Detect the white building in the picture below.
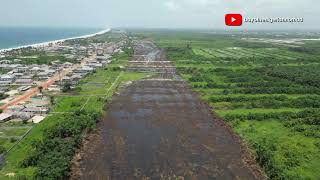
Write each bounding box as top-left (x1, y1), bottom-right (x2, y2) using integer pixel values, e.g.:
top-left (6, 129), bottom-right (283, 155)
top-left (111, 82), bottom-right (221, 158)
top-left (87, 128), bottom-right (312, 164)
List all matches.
top-left (0, 74), bottom-right (15, 84)
top-left (0, 113), bottom-right (13, 122)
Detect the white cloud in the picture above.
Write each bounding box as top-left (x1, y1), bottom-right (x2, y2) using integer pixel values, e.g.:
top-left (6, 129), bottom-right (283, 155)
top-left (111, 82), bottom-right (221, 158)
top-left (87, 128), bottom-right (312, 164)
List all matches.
top-left (164, 1), bottom-right (181, 11)
top-left (160, 0), bottom-right (320, 29)
top-left (0, 0), bottom-right (319, 29)
top-left (163, 0), bottom-right (225, 14)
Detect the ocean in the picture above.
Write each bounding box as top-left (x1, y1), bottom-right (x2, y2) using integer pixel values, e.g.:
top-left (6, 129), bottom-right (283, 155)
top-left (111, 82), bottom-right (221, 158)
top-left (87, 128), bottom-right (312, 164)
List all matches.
top-left (0, 27), bottom-right (103, 50)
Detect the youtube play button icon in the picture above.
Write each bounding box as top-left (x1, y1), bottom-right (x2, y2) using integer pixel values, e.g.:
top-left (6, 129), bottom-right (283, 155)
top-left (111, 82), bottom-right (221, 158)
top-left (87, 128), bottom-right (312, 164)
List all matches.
top-left (225, 14), bottom-right (243, 26)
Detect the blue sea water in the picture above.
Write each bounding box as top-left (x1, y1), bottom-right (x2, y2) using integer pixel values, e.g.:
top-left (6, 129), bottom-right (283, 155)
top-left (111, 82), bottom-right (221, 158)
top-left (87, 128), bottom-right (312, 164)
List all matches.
top-left (0, 27), bottom-right (103, 50)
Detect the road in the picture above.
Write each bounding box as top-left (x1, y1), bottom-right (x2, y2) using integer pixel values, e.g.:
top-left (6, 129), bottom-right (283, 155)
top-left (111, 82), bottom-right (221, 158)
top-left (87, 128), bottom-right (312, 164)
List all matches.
top-left (71, 40), bottom-right (262, 179)
top-left (0, 54), bottom-right (96, 110)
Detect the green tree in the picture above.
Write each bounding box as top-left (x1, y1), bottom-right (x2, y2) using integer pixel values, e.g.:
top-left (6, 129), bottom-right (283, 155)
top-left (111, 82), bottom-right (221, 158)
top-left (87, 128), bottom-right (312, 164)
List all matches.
top-left (50, 96), bottom-right (55, 105)
top-left (62, 83), bottom-right (72, 92)
top-left (38, 86), bottom-right (43, 93)
top-left (0, 145), bottom-right (6, 154)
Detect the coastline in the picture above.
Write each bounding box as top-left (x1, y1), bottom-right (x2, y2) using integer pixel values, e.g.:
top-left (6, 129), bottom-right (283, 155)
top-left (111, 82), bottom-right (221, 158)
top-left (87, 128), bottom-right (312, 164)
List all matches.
top-left (0, 28), bottom-right (111, 53)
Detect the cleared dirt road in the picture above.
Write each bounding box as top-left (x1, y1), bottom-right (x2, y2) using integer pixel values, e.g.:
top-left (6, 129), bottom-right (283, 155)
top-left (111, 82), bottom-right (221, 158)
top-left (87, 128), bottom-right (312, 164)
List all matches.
top-left (72, 40), bottom-right (261, 179)
top-left (0, 54), bottom-right (96, 110)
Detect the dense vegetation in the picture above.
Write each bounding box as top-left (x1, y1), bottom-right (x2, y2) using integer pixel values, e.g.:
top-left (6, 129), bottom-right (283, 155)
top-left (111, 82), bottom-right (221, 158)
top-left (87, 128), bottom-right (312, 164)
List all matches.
top-left (144, 31), bottom-right (320, 179)
top-left (21, 110), bottom-right (100, 179)
top-left (0, 93), bottom-right (8, 100)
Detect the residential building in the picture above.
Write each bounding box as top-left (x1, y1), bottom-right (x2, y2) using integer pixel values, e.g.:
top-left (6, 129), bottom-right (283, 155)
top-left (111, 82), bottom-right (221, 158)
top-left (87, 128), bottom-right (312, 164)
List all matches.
top-left (23, 107), bottom-right (49, 115)
top-left (0, 113), bottom-right (13, 122)
top-left (0, 74), bottom-right (15, 84)
top-left (15, 78), bottom-right (33, 85)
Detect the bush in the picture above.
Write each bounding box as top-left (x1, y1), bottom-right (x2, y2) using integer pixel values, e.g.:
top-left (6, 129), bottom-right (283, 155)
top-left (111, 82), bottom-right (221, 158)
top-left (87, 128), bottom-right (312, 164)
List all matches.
top-left (0, 145), bottom-right (6, 154)
top-left (10, 137), bottom-right (17, 143)
top-left (111, 66), bottom-right (121, 71)
top-left (62, 83), bottom-right (72, 92)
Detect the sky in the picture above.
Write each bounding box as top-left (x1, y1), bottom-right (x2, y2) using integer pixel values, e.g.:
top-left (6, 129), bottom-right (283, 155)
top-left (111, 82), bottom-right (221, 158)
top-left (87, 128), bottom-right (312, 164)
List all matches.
top-left (1, 0), bottom-right (319, 30)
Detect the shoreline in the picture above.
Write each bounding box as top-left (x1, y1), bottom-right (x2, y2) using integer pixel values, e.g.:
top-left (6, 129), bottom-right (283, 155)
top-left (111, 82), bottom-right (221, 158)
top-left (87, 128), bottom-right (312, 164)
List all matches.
top-left (0, 28), bottom-right (111, 53)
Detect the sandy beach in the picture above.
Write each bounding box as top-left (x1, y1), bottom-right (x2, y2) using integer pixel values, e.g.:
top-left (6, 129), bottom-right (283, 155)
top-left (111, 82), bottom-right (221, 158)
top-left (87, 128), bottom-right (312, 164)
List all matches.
top-left (0, 28), bottom-right (111, 53)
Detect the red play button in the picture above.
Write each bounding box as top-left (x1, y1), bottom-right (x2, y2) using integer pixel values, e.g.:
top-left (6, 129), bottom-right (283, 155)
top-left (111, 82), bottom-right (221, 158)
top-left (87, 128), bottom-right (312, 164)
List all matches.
top-left (225, 14), bottom-right (242, 26)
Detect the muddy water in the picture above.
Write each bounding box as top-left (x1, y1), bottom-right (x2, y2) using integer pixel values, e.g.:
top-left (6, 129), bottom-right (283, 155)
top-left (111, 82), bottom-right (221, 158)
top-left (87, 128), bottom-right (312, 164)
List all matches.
top-left (73, 40), bottom-right (258, 180)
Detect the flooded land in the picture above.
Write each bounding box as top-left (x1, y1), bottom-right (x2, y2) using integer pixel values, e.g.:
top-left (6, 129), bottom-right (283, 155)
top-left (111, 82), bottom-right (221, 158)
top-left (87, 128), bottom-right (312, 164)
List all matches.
top-left (72, 40), bottom-right (260, 179)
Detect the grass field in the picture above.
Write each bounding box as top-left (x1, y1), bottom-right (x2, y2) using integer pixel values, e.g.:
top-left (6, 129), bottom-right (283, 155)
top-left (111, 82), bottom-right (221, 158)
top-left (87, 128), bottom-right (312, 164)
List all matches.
top-left (0, 123), bottom-right (32, 152)
top-left (131, 30), bottom-right (320, 179)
